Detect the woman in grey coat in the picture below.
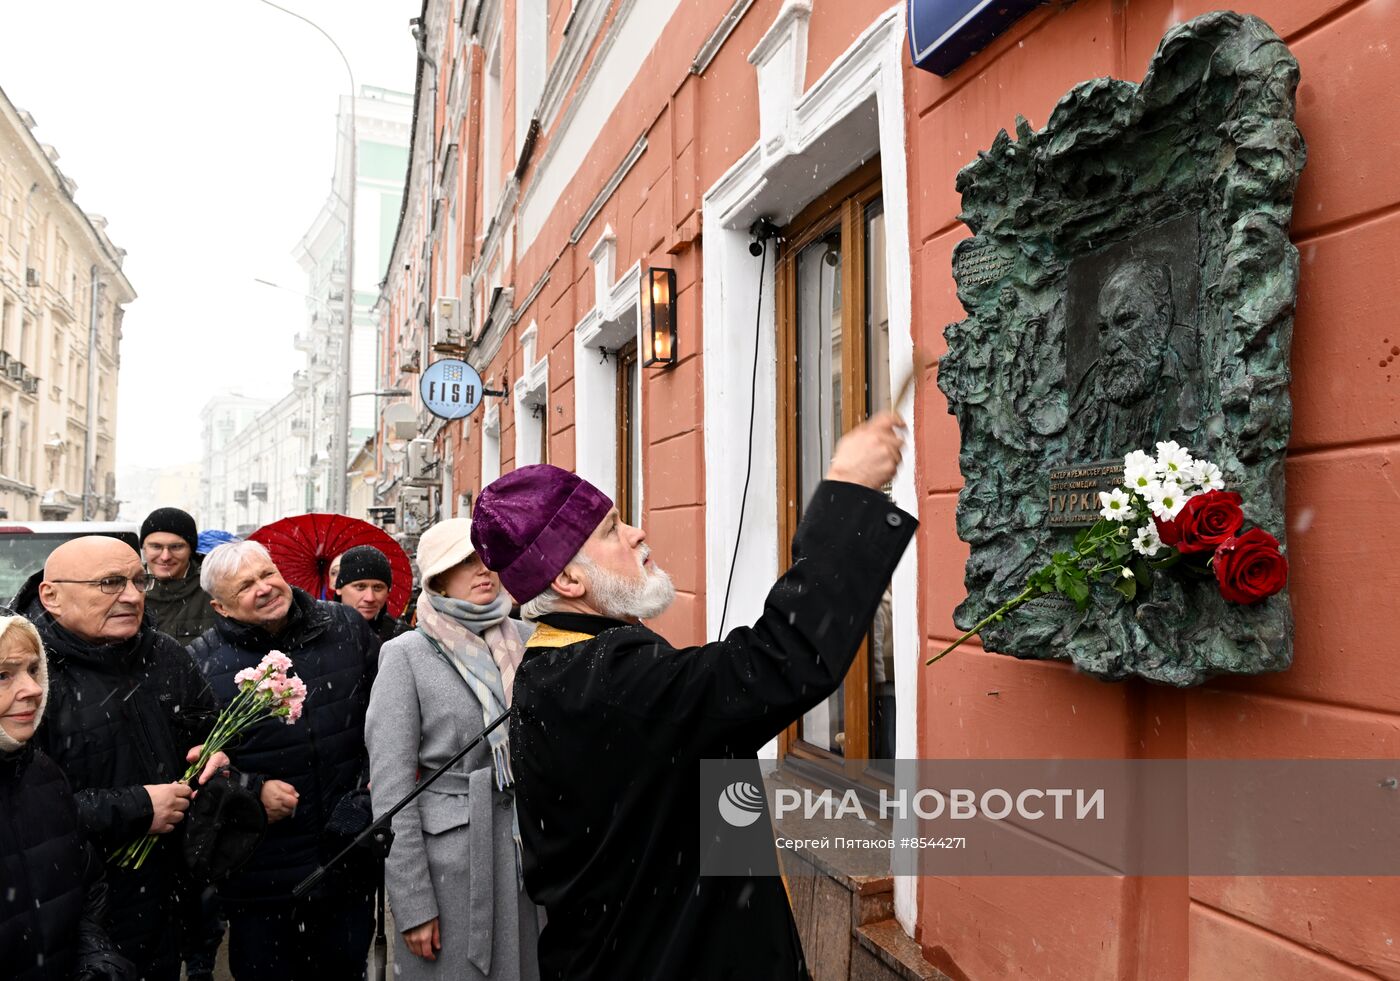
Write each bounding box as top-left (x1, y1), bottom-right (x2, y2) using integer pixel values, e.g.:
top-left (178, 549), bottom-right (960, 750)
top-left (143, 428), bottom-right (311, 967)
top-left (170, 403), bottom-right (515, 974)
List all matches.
top-left (365, 518), bottom-right (539, 981)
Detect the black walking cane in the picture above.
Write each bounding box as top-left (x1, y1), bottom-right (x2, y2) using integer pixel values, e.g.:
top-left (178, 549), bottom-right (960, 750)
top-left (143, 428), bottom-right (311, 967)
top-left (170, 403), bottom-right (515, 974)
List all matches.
top-left (293, 707), bottom-right (515, 974)
top-left (372, 857), bottom-right (388, 981)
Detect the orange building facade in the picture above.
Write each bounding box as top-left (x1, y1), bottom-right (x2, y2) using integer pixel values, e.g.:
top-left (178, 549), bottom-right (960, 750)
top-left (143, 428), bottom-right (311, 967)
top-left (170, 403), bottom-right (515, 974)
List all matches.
top-left (375, 1), bottom-right (1400, 977)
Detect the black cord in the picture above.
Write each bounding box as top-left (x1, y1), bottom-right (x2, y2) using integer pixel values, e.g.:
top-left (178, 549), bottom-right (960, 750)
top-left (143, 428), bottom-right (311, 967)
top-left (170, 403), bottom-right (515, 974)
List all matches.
top-left (718, 240), bottom-right (768, 639)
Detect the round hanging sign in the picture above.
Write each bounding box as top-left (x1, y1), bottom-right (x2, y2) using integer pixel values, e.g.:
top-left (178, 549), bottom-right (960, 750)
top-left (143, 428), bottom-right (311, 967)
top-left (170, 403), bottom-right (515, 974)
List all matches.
top-left (420, 358), bottom-right (486, 420)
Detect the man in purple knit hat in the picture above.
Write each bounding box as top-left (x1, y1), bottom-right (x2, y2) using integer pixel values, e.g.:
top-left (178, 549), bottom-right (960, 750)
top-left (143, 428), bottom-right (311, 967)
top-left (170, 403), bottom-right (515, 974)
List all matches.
top-left (469, 412), bottom-right (914, 981)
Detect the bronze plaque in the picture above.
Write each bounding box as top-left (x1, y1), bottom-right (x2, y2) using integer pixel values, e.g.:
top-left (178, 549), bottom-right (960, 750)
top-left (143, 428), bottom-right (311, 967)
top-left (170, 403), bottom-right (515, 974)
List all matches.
top-left (936, 12), bottom-right (1302, 684)
top-left (1047, 461), bottom-right (1120, 528)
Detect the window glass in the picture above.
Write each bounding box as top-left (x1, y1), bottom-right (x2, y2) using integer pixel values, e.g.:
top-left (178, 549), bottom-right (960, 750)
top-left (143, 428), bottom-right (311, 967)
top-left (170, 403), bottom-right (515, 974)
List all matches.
top-left (795, 226), bottom-right (846, 755)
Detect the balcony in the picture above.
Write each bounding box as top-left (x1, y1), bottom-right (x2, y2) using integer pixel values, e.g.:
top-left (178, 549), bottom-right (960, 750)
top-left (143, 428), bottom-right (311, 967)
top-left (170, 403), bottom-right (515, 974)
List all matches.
top-left (290, 418), bottom-right (309, 436)
top-left (233, 489), bottom-right (249, 506)
top-left (292, 370), bottom-right (310, 391)
top-left (251, 482), bottom-right (268, 501)
top-left (294, 332), bottom-right (316, 353)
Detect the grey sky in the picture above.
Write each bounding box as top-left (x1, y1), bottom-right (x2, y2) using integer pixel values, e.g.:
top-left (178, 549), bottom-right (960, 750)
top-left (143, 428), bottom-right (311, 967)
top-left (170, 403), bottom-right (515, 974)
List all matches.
top-left (0, 0), bottom-right (420, 469)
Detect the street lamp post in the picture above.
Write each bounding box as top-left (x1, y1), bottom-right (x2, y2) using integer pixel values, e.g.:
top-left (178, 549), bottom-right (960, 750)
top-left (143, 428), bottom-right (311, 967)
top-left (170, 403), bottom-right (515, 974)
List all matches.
top-left (258, 0), bottom-right (357, 515)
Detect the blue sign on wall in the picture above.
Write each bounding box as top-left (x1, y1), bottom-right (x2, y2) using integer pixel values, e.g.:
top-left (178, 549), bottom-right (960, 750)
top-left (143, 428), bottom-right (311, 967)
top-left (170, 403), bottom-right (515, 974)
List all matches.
top-left (908, 0), bottom-right (1042, 77)
top-left (420, 358), bottom-right (486, 420)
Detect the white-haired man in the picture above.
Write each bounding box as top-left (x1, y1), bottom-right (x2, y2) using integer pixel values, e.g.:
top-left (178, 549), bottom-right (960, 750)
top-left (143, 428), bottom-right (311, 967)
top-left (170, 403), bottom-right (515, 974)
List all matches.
top-left (469, 412), bottom-right (914, 980)
top-left (189, 540), bottom-right (380, 981)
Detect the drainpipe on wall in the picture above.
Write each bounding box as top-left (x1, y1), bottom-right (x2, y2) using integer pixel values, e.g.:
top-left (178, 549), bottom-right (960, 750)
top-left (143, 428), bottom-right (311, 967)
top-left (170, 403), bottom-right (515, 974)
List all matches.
top-left (83, 264), bottom-right (100, 519)
top-left (410, 13), bottom-right (440, 510)
top-left (410, 16), bottom-right (438, 323)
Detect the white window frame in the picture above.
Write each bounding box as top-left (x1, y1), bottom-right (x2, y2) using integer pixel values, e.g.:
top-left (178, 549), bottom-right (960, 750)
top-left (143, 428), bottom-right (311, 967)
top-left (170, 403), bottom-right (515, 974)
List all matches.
top-left (512, 322), bottom-right (549, 466)
top-left (480, 21), bottom-right (504, 228)
top-left (515, 0), bottom-right (549, 155)
top-left (481, 400), bottom-right (501, 486)
top-left (700, 0), bottom-right (920, 934)
top-left (573, 225), bottom-right (642, 505)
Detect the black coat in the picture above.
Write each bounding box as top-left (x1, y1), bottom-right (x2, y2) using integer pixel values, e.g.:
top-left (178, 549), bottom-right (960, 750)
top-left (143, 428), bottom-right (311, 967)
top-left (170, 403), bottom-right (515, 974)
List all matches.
top-left (188, 588), bottom-right (380, 906)
top-left (368, 607), bottom-right (410, 644)
top-left (510, 480), bottom-right (916, 981)
top-left (16, 575), bottom-right (219, 973)
top-left (145, 554), bottom-right (218, 647)
top-left (0, 743), bottom-right (126, 981)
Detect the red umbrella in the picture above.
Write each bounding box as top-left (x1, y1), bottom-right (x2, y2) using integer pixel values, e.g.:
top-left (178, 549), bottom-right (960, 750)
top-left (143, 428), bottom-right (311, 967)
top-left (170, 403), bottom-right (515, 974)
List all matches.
top-left (249, 514), bottom-right (413, 617)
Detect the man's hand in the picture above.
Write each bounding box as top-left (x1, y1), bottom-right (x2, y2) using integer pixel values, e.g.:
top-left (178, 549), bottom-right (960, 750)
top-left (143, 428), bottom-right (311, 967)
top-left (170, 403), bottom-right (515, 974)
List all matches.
top-left (403, 918), bottom-right (441, 961)
top-left (186, 745), bottom-right (231, 786)
top-left (145, 782), bottom-right (193, 834)
top-left (826, 411), bottom-right (907, 490)
top-left (260, 779), bottom-right (300, 823)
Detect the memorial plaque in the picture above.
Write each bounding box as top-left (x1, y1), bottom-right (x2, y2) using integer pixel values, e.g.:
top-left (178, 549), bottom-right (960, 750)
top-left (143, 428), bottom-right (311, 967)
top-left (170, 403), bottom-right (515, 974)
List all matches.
top-left (937, 12), bottom-right (1304, 685)
top-left (1047, 461), bottom-right (1119, 528)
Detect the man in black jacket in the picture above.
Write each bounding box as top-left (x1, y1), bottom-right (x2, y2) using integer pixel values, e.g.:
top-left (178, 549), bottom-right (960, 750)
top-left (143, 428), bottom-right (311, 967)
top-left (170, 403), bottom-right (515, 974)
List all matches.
top-left (331, 544), bottom-right (408, 643)
top-left (469, 412), bottom-right (913, 981)
top-left (189, 540), bottom-right (380, 981)
top-left (141, 507), bottom-right (218, 648)
top-left (20, 536), bottom-right (223, 980)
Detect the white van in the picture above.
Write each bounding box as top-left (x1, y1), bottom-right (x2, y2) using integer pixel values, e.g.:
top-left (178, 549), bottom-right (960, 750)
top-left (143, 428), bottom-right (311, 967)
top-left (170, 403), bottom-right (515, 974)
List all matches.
top-left (0, 521), bottom-right (141, 608)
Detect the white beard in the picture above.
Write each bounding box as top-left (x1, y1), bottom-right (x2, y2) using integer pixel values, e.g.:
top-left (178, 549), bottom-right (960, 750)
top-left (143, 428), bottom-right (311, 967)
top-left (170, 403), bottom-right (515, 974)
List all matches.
top-left (585, 550), bottom-right (676, 621)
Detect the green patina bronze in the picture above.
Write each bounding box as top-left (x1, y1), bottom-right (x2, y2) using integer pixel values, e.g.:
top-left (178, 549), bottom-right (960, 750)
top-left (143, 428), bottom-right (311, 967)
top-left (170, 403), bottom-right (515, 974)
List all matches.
top-left (938, 11), bottom-right (1304, 685)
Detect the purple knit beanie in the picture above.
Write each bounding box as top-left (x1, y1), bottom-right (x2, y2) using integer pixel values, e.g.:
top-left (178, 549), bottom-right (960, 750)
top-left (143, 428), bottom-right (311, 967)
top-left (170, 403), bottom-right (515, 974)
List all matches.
top-left (470, 465), bottom-right (613, 603)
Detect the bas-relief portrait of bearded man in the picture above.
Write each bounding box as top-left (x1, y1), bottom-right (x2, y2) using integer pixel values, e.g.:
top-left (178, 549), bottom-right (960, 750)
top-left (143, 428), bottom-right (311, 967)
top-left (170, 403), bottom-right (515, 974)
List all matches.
top-left (1064, 216), bottom-right (1204, 462)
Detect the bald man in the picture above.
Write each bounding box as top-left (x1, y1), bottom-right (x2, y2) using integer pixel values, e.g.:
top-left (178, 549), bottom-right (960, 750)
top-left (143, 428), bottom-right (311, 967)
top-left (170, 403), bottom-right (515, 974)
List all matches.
top-left (16, 536), bottom-right (223, 980)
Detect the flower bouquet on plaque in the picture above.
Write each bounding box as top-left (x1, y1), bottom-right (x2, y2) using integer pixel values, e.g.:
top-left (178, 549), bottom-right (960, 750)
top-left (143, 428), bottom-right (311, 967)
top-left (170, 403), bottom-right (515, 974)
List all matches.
top-left (113, 651), bottom-right (307, 869)
top-left (927, 441), bottom-right (1289, 665)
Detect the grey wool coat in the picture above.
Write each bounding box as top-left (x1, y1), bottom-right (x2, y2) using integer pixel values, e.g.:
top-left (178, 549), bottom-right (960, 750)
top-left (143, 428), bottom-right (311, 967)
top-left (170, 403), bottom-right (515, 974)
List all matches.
top-left (366, 626), bottom-right (540, 981)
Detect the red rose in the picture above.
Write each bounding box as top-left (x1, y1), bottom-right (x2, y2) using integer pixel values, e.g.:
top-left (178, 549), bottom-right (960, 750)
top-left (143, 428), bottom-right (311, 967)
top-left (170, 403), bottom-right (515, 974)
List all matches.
top-left (1213, 528), bottom-right (1288, 604)
top-left (1156, 490), bottom-right (1245, 554)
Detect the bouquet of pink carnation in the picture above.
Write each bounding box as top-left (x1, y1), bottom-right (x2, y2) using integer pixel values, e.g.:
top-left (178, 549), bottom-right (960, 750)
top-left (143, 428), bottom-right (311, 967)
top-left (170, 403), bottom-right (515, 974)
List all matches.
top-left (114, 650), bottom-right (307, 869)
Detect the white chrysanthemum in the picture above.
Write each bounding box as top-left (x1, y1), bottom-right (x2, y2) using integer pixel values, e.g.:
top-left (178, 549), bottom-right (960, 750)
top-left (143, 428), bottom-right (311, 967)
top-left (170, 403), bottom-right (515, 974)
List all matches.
top-left (1099, 488), bottom-right (1135, 522)
top-left (1133, 523), bottom-right (1165, 557)
top-left (1155, 440), bottom-right (1194, 478)
top-left (1124, 461), bottom-right (1157, 493)
top-left (1146, 481), bottom-right (1188, 520)
top-left (1123, 449), bottom-right (1155, 475)
top-left (1191, 460), bottom-right (1225, 492)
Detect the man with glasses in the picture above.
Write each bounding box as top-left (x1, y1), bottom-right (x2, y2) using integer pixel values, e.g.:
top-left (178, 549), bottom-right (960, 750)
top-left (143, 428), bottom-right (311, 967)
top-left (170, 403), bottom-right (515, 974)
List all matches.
top-left (15, 535), bottom-right (222, 980)
top-left (142, 507), bottom-right (219, 648)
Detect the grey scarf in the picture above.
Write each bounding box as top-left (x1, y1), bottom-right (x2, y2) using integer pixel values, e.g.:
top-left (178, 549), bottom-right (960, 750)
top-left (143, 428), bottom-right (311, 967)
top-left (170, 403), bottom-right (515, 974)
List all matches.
top-left (416, 590), bottom-right (522, 789)
top-left (431, 591), bottom-right (511, 635)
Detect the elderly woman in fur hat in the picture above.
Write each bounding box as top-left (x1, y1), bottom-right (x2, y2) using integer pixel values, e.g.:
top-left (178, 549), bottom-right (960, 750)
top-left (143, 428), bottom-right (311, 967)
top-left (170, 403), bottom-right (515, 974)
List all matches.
top-left (365, 519), bottom-right (540, 981)
top-left (0, 614), bottom-right (131, 980)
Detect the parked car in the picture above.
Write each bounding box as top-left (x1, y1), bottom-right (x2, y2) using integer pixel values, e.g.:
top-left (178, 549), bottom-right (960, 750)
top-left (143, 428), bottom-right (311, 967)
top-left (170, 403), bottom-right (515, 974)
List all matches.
top-left (0, 521), bottom-right (141, 609)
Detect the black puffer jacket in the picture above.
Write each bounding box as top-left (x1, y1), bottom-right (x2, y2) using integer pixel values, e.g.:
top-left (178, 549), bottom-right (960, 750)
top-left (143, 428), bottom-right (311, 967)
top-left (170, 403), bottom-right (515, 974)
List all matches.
top-left (188, 588), bottom-right (379, 906)
top-left (144, 554), bottom-right (218, 647)
top-left (16, 573), bottom-right (219, 972)
top-left (0, 743), bottom-right (128, 981)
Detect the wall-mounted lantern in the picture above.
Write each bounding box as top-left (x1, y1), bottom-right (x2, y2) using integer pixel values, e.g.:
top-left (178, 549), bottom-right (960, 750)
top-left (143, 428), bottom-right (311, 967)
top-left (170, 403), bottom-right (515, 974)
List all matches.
top-left (641, 265), bottom-right (678, 367)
